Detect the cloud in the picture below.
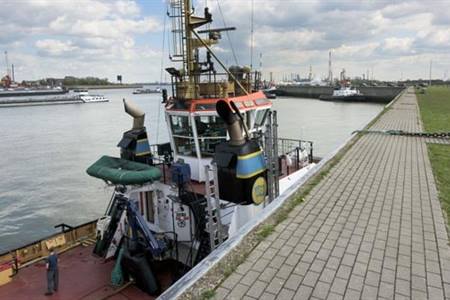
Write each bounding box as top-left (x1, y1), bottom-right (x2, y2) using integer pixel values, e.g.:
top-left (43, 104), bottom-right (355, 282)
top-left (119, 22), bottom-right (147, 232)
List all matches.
top-left (2, 0), bottom-right (450, 81)
top-left (380, 37), bottom-right (414, 55)
top-left (35, 39), bottom-right (79, 56)
top-left (0, 0), bottom-right (164, 82)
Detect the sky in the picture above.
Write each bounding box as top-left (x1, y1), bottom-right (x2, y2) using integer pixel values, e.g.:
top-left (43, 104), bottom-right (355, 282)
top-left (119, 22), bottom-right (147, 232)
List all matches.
top-left (1, 0), bottom-right (450, 83)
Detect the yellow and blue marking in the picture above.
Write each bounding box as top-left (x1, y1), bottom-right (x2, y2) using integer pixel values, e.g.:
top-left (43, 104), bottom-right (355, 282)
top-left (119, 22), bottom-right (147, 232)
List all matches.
top-left (136, 138), bottom-right (151, 156)
top-left (236, 150), bottom-right (266, 179)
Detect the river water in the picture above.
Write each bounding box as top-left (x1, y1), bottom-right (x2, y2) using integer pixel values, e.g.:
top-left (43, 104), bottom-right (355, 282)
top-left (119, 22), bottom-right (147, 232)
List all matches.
top-left (0, 89), bottom-right (383, 252)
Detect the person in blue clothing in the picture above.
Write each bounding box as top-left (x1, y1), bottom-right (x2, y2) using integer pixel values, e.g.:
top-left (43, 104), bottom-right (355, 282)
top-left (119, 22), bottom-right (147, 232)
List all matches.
top-left (44, 248), bottom-right (58, 296)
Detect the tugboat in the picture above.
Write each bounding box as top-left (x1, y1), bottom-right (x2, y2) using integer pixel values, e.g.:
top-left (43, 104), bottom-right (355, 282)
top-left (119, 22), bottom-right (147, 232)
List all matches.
top-left (77, 91), bottom-right (109, 103)
top-left (133, 87), bottom-right (162, 94)
top-left (319, 85), bottom-right (366, 101)
top-left (0, 1), bottom-right (315, 298)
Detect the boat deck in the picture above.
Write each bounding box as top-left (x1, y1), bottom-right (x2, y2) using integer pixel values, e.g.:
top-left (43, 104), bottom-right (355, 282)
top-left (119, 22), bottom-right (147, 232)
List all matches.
top-left (0, 244), bottom-right (156, 300)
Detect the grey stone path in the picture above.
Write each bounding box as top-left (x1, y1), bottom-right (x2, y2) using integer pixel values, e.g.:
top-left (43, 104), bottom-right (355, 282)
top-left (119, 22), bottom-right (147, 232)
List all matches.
top-left (213, 88), bottom-right (450, 300)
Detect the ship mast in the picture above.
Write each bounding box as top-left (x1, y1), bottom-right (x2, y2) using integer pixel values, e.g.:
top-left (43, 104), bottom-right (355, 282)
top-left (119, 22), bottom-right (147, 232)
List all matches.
top-left (4, 51), bottom-right (11, 78)
top-left (168, 0), bottom-right (250, 100)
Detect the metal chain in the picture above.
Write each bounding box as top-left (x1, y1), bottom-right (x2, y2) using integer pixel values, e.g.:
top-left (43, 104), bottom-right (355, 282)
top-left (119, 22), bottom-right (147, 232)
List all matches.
top-left (353, 130), bottom-right (450, 139)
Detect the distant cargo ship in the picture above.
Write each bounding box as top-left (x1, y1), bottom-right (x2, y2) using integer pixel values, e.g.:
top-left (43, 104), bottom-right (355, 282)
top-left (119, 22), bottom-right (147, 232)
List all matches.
top-left (0, 86), bottom-right (68, 97)
top-left (0, 91), bottom-right (108, 107)
top-left (132, 87), bottom-right (161, 94)
top-left (319, 86), bottom-right (366, 101)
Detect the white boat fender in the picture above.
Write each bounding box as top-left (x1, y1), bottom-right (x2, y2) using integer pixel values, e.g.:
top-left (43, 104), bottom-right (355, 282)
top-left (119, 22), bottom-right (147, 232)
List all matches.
top-left (285, 154), bottom-right (293, 167)
top-left (96, 216), bottom-right (111, 240)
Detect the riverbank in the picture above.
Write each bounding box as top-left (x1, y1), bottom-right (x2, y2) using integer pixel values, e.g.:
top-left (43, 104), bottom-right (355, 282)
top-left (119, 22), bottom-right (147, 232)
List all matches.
top-left (67, 84), bottom-right (142, 90)
top-left (161, 87), bottom-right (450, 300)
top-left (417, 86), bottom-right (450, 226)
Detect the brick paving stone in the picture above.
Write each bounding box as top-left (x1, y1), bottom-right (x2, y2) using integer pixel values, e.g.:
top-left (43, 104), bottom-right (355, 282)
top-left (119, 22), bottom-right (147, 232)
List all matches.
top-left (365, 271), bottom-right (380, 287)
top-left (429, 286), bottom-right (445, 299)
top-left (259, 292), bottom-right (276, 300)
top-left (347, 274), bottom-right (364, 292)
top-left (275, 264), bottom-right (294, 280)
top-left (245, 280), bottom-right (267, 299)
top-left (221, 273), bottom-right (242, 290)
top-left (310, 259), bottom-right (327, 273)
top-left (277, 288), bottom-right (295, 300)
top-left (258, 267), bottom-right (278, 283)
top-left (265, 276), bottom-right (284, 295)
top-left (361, 285), bottom-right (378, 299)
top-left (294, 285), bottom-right (313, 298)
top-left (396, 278), bottom-right (411, 297)
top-left (319, 267), bottom-right (337, 284)
top-left (293, 261), bottom-right (310, 276)
top-left (212, 287), bottom-right (229, 300)
top-left (330, 277), bottom-right (348, 295)
top-left (241, 270), bottom-right (260, 286)
top-left (312, 281), bottom-right (331, 299)
top-left (378, 281), bottom-right (395, 299)
top-left (302, 270), bottom-right (321, 288)
top-left (228, 283), bottom-right (249, 300)
top-left (336, 265), bottom-right (352, 280)
top-left (213, 89), bottom-right (450, 300)
top-left (284, 273), bottom-right (303, 291)
top-left (411, 275), bottom-right (427, 291)
top-left (411, 289), bottom-right (428, 299)
top-left (343, 289), bottom-right (361, 300)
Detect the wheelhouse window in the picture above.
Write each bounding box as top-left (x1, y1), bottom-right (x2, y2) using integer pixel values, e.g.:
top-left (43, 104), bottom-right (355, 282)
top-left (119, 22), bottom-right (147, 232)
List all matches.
top-left (255, 109), bottom-right (269, 128)
top-left (170, 115), bottom-right (193, 137)
top-left (195, 115), bottom-right (227, 156)
top-left (170, 115), bottom-right (196, 156)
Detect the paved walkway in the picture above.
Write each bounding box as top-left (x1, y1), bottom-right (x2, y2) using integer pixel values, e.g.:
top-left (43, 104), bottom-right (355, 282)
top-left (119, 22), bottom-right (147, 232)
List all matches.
top-left (213, 88), bottom-right (450, 300)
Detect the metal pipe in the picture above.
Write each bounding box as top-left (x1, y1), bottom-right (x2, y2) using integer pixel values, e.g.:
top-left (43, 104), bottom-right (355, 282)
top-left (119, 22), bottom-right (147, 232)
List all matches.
top-left (123, 99), bottom-right (145, 129)
top-left (216, 100), bottom-right (245, 146)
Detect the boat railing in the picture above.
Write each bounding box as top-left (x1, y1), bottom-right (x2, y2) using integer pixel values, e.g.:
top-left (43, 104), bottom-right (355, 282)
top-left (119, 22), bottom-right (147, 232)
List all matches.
top-left (167, 70), bottom-right (262, 99)
top-left (149, 143), bottom-right (173, 184)
top-left (278, 138), bottom-right (313, 163)
top-left (277, 137), bottom-right (314, 175)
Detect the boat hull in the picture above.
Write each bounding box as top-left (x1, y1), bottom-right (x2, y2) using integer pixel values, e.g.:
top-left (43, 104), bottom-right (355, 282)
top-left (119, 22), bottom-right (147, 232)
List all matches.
top-left (0, 89), bottom-right (68, 98)
top-left (319, 94), bottom-right (366, 102)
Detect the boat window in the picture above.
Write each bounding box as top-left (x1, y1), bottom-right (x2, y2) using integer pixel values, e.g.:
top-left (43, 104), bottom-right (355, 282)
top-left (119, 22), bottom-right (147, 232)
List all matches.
top-left (255, 98), bottom-right (270, 106)
top-left (170, 115), bottom-right (193, 137)
top-left (173, 136), bottom-right (196, 156)
top-left (195, 116), bottom-right (227, 156)
top-left (170, 115), bottom-right (196, 156)
top-left (244, 100), bottom-right (254, 107)
top-left (195, 103), bottom-right (217, 111)
top-left (195, 116), bottom-right (226, 137)
top-left (255, 109), bottom-right (269, 127)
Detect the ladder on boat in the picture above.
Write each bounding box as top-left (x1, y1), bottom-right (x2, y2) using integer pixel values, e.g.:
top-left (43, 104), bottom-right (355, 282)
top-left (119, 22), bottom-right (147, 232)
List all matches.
top-left (264, 110), bottom-right (280, 202)
top-left (168, 0), bottom-right (188, 73)
top-left (204, 164), bottom-right (226, 251)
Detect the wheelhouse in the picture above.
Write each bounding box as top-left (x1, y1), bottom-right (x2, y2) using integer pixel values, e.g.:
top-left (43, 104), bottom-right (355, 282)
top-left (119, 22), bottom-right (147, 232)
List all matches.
top-left (165, 91), bottom-right (272, 181)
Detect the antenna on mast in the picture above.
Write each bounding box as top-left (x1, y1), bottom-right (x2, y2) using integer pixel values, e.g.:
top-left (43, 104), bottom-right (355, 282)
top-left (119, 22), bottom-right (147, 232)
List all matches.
top-left (250, 0), bottom-right (254, 69)
top-left (328, 50), bottom-right (332, 85)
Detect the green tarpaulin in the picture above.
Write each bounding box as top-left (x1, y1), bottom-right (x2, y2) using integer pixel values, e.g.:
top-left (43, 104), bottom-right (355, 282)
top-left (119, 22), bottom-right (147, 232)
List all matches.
top-left (86, 155), bottom-right (161, 185)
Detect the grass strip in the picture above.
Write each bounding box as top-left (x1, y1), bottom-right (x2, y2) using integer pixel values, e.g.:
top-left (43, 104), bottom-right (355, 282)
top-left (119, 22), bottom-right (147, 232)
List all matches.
top-left (428, 144), bottom-right (450, 226)
top-left (417, 85), bottom-right (450, 132)
top-left (417, 86), bottom-right (450, 227)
